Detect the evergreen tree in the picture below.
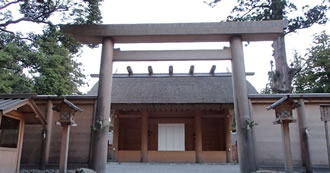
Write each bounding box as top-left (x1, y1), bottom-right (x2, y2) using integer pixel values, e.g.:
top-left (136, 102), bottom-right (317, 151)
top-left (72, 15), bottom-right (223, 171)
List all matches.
top-left (292, 31), bottom-right (330, 93)
top-left (208, 0), bottom-right (329, 93)
top-left (0, 0), bottom-right (103, 95)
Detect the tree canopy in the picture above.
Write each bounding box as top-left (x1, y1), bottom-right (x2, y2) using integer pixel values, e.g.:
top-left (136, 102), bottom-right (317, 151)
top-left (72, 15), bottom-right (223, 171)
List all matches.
top-left (208, 0), bottom-right (329, 93)
top-left (0, 0), bottom-right (103, 95)
top-left (292, 31), bottom-right (330, 93)
top-left (208, 0), bottom-right (329, 34)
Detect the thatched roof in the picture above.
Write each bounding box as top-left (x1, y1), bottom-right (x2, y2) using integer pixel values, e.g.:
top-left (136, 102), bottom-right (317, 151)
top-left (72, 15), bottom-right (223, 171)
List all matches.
top-left (88, 76), bottom-right (258, 104)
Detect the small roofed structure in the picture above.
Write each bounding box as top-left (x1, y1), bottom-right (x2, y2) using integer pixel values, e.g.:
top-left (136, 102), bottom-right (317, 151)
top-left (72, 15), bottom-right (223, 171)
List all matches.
top-left (53, 99), bottom-right (83, 126)
top-left (53, 99), bottom-right (83, 173)
top-left (0, 94), bottom-right (46, 173)
top-left (267, 95), bottom-right (299, 173)
top-left (267, 95), bottom-right (298, 124)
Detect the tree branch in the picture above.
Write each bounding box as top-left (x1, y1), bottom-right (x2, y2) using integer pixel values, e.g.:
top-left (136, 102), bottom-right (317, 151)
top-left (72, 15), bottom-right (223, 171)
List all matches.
top-left (0, 0), bottom-right (22, 11)
top-left (0, 28), bottom-right (15, 35)
top-left (240, 5), bottom-right (271, 19)
top-left (0, 17), bottom-right (34, 27)
top-left (0, 28), bottom-right (34, 42)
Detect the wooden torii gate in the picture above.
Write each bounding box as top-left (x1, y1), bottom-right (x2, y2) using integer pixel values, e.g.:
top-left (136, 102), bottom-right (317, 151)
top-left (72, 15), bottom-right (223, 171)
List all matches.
top-left (62, 20), bottom-right (286, 173)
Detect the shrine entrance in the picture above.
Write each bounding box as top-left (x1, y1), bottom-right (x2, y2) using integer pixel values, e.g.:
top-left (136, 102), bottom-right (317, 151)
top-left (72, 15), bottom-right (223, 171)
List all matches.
top-left (62, 20), bottom-right (286, 173)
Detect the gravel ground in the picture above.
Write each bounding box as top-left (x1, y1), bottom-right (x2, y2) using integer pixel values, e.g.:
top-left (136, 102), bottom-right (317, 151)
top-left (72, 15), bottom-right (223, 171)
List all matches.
top-left (106, 163), bottom-right (240, 173)
top-left (20, 163), bottom-right (329, 173)
top-left (20, 168), bottom-right (95, 173)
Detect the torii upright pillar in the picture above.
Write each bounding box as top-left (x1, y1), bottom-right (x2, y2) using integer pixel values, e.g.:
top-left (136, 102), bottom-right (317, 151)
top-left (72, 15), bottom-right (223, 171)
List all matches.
top-left (230, 36), bottom-right (257, 173)
top-left (91, 38), bottom-right (114, 173)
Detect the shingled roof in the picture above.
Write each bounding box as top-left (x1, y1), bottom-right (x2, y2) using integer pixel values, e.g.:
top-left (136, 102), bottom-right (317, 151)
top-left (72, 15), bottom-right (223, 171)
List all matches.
top-left (0, 94), bottom-right (46, 125)
top-left (88, 76), bottom-right (258, 104)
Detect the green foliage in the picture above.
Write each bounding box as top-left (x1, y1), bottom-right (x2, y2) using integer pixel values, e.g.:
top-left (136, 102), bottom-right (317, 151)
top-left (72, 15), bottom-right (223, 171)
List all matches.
top-left (208, 0), bottom-right (329, 34)
top-left (292, 31), bottom-right (330, 93)
top-left (0, 33), bottom-right (36, 93)
top-left (0, 0), bottom-right (103, 95)
top-left (0, 26), bottom-right (86, 95)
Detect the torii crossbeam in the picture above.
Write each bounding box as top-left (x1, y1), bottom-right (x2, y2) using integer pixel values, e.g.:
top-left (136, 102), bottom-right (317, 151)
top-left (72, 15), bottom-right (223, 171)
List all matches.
top-left (62, 20), bottom-right (286, 173)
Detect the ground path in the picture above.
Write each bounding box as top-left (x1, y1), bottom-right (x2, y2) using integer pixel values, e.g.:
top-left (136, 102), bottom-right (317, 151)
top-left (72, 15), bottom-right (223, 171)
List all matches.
top-left (106, 163), bottom-right (240, 173)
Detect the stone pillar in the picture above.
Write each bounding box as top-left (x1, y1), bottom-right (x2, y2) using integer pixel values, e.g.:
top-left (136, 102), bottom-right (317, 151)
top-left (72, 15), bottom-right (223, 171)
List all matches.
top-left (91, 38), bottom-right (114, 173)
top-left (225, 111), bottom-right (233, 163)
top-left (141, 111), bottom-right (148, 162)
top-left (41, 100), bottom-right (53, 169)
top-left (194, 110), bottom-right (202, 163)
top-left (230, 36), bottom-right (256, 173)
top-left (297, 99), bottom-right (312, 173)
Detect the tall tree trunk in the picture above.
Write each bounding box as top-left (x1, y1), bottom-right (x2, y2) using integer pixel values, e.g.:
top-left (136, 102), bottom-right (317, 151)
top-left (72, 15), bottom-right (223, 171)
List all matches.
top-left (269, 0), bottom-right (293, 93)
top-left (271, 34), bottom-right (292, 93)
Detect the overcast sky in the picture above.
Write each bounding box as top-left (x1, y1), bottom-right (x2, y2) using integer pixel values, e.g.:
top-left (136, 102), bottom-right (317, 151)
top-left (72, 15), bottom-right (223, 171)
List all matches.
top-left (8, 0), bottom-right (328, 93)
top-left (77, 0), bottom-right (329, 93)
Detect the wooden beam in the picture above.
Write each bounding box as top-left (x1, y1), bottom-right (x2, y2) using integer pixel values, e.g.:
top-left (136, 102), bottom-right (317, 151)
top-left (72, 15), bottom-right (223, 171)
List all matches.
top-left (225, 111), bottom-right (233, 163)
top-left (169, 66), bottom-right (173, 75)
top-left (112, 114), bottom-right (119, 162)
top-left (61, 20), bottom-right (286, 44)
top-left (91, 38), bottom-right (114, 173)
top-left (127, 66), bottom-right (133, 75)
top-left (324, 121), bottom-right (330, 168)
top-left (189, 65), bottom-right (194, 75)
top-left (281, 122), bottom-right (294, 173)
top-left (210, 65), bottom-right (216, 74)
top-left (41, 100), bottom-right (54, 169)
top-left (59, 125), bottom-right (71, 173)
top-left (0, 111), bottom-right (2, 127)
top-left (27, 100), bottom-right (47, 126)
top-left (148, 66), bottom-right (153, 75)
top-left (230, 36), bottom-right (256, 172)
top-left (91, 72), bottom-right (255, 78)
top-left (118, 114), bottom-right (141, 118)
top-left (113, 48), bottom-right (232, 61)
top-left (297, 99), bottom-right (312, 173)
top-left (16, 118), bottom-right (24, 173)
top-left (194, 111), bottom-right (202, 163)
top-left (141, 111), bottom-right (148, 162)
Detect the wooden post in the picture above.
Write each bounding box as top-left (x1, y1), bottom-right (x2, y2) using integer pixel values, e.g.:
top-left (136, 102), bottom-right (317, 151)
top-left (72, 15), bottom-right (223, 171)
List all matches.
top-left (248, 99), bottom-right (257, 170)
top-left (325, 121), bottom-right (330, 167)
top-left (230, 36), bottom-right (256, 173)
top-left (91, 38), bottom-right (114, 173)
top-left (17, 119), bottom-right (25, 173)
top-left (225, 112), bottom-right (233, 163)
top-left (281, 121), bottom-right (294, 173)
top-left (141, 111), bottom-right (148, 162)
top-left (113, 115), bottom-right (119, 161)
top-left (41, 100), bottom-right (53, 169)
top-left (0, 111), bottom-right (2, 130)
top-left (194, 110), bottom-right (202, 163)
top-left (297, 99), bottom-right (313, 173)
top-left (59, 125), bottom-right (71, 173)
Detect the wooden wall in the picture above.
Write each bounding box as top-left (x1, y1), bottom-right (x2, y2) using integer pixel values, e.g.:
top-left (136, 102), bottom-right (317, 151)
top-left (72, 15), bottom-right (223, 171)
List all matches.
top-left (252, 100), bottom-right (330, 167)
top-left (117, 110), bottom-right (227, 152)
top-left (20, 124), bottom-right (43, 165)
top-left (20, 103), bottom-right (47, 166)
top-left (119, 117), bottom-right (141, 150)
top-left (20, 99), bottom-right (96, 167)
top-left (201, 118), bottom-right (226, 151)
